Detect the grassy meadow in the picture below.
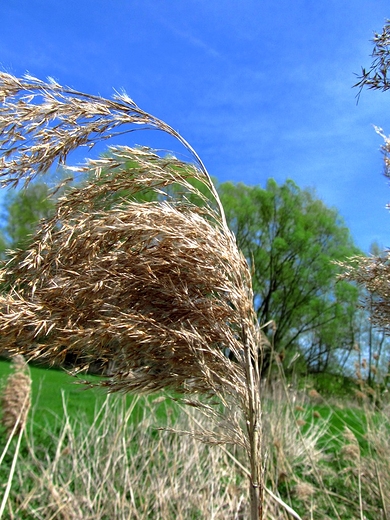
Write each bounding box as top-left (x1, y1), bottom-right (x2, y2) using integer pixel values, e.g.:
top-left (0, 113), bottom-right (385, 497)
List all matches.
top-left (0, 358), bottom-right (389, 519)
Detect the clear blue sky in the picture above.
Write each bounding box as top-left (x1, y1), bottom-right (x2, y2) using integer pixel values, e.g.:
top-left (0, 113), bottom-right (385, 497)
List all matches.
top-left (1, 1), bottom-right (390, 252)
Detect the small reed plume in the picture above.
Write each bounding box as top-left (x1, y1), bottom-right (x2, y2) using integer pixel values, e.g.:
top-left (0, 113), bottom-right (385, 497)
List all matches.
top-left (0, 73), bottom-right (273, 518)
top-left (1, 355), bottom-right (31, 436)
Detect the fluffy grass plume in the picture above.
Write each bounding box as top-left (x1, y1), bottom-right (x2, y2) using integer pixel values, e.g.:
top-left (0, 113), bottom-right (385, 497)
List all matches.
top-left (0, 355), bottom-right (31, 436)
top-left (0, 73), bottom-right (269, 518)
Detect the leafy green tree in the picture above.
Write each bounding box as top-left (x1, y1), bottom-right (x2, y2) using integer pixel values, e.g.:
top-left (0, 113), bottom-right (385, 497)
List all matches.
top-left (218, 178), bottom-right (361, 373)
top-left (3, 183), bottom-right (55, 250)
top-left (0, 233), bottom-right (7, 260)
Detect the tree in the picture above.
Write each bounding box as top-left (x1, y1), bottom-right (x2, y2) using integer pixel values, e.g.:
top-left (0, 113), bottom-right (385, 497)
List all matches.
top-left (3, 183), bottom-right (54, 250)
top-left (218, 178), bottom-right (361, 373)
top-left (0, 183), bottom-right (54, 262)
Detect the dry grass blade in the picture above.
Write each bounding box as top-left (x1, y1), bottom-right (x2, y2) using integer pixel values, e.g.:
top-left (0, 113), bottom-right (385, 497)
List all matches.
top-left (0, 73), bottom-right (269, 518)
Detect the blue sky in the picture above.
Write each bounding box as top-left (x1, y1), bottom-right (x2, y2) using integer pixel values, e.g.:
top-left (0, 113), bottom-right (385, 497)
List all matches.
top-left (1, 1), bottom-right (390, 252)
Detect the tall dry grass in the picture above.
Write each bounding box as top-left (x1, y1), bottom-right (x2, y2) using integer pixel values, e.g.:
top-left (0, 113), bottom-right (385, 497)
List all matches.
top-left (11, 394), bottom-right (249, 520)
top-left (0, 385), bottom-right (325, 519)
top-left (1, 378), bottom-right (388, 520)
top-left (0, 73), bottom-right (268, 517)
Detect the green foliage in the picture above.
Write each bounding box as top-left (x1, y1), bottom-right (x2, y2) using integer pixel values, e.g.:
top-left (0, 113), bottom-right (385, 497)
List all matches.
top-left (0, 234), bottom-right (7, 261)
top-left (218, 178), bottom-right (361, 373)
top-left (304, 372), bottom-right (359, 398)
top-left (3, 183), bottom-right (54, 250)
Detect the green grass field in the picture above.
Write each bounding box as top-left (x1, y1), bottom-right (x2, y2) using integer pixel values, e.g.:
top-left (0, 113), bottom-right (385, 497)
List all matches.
top-left (0, 358), bottom-right (177, 433)
top-left (0, 359), bottom-right (107, 423)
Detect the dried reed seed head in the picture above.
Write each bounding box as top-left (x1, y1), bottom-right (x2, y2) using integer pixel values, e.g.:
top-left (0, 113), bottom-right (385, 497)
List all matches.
top-left (0, 75), bottom-right (264, 399)
top-left (1, 355), bottom-right (31, 435)
top-left (0, 199), bottom-right (260, 395)
top-left (11, 354), bottom-right (28, 371)
top-left (342, 428), bottom-right (354, 444)
top-left (365, 386), bottom-right (376, 397)
top-left (354, 390), bottom-right (367, 400)
top-left (338, 251), bottom-right (390, 333)
top-left (294, 481), bottom-right (316, 501)
top-left (0, 73), bottom-right (224, 218)
top-left (340, 443), bottom-right (360, 461)
top-left (308, 388), bottom-right (321, 400)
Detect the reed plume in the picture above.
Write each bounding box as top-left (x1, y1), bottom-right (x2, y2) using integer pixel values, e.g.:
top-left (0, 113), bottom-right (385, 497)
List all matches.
top-left (0, 355), bottom-right (31, 435)
top-left (0, 73), bottom-right (266, 518)
top-left (338, 253), bottom-right (390, 333)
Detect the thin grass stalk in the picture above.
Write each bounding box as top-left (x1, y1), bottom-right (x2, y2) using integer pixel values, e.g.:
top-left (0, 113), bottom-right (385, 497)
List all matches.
top-left (0, 425), bottom-right (24, 519)
top-left (243, 328), bottom-right (263, 518)
top-left (358, 460), bottom-right (364, 520)
top-left (375, 461), bottom-right (389, 520)
top-left (0, 408), bottom-right (24, 467)
top-left (0, 357), bottom-right (31, 519)
top-left (216, 444), bottom-right (303, 520)
top-left (274, 357), bottom-right (342, 520)
top-left (19, 395), bottom-right (248, 518)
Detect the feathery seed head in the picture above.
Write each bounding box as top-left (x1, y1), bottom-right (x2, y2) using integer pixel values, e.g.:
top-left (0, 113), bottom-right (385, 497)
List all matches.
top-left (1, 355), bottom-right (31, 435)
top-left (0, 73), bottom-right (264, 400)
top-left (0, 73), bottom-right (266, 518)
